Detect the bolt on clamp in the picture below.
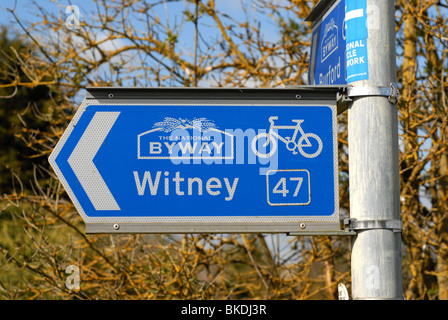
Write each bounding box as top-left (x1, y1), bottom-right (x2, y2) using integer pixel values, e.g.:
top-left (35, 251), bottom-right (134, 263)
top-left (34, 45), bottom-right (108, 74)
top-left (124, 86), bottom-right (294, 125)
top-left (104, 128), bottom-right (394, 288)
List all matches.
top-left (346, 82), bottom-right (400, 104)
top-left (343, 218), bottom-right (403, 233)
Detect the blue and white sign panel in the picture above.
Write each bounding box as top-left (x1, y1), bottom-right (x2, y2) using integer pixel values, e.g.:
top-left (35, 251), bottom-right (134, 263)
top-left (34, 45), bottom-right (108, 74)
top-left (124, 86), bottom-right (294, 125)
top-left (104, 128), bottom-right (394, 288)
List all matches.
top-left (309, 0), bottom-right (346, 85)
top-left (345, 0), bottom-right (369, 83)
top-left (49, 89), bottom-right (339, 234)
top-left (308, 0), bottom-right (370, 85)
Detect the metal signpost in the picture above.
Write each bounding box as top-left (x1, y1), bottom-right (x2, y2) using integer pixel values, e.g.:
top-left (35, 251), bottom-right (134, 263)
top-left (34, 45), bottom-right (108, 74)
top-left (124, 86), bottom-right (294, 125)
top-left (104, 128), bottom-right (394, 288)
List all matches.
top-left (345, 0), bottom-right (403, 300)
top-left (49, 87), bottom-right (348, 235)
top-left (307, 0), bottom-right (403, 300)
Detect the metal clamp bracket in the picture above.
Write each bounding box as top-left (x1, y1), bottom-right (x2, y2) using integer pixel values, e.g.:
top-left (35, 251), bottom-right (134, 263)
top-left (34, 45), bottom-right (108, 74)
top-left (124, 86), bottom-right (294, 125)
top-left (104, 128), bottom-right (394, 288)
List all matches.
top-left (343, 218), bottom-right (403, 233)
top-left (346, 82), bottom-right (400, 104)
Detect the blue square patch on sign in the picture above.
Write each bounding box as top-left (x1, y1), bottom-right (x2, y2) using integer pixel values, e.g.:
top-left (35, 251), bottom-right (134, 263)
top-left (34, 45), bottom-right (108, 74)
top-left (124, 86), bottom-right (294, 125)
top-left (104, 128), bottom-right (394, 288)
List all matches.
top-left (345, 0), bottom-right (368, 42)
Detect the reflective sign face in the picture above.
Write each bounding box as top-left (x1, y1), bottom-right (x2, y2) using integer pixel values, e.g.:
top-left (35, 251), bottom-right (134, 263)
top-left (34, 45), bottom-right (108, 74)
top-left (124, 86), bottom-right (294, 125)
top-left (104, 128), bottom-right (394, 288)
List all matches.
top-left (309, 0), bottom-right (347, 85)
top-left (49, 92), bottom-right (339, 233)
top-left (308, 0), bottom-right (370, 85)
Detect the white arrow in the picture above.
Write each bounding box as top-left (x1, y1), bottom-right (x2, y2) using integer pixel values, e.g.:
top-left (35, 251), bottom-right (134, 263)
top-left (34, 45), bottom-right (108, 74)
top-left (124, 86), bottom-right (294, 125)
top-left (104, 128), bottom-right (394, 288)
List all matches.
top-left (68, 111), bottom-right (121, 211)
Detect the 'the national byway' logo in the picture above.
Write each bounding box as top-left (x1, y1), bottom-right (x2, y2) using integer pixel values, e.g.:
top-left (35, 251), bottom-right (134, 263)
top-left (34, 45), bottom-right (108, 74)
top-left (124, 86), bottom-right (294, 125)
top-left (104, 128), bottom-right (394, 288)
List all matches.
top-left (321, 18), bottom-right (339, 63)
top-left (138, 117), bottom-right (235, 160)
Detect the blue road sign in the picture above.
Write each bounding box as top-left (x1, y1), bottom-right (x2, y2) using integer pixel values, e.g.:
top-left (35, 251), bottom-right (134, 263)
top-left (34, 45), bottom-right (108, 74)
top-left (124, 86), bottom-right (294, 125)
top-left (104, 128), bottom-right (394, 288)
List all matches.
top-left (49, 88), bottom-right (340, 234)
top-left (308, 0), bottom-right (346, 85)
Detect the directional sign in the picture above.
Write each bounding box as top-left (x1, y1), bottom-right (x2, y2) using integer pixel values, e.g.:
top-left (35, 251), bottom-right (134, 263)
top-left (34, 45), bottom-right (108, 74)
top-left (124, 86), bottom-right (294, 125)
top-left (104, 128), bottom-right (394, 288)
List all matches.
top-left (49, 88), bottom-right (340, 234)
top-left (308, 0), bottom-right (346, 85)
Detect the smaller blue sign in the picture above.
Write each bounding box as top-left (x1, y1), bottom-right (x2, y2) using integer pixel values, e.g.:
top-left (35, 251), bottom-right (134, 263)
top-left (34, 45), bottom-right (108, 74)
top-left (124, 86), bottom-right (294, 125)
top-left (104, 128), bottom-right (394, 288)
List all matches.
top-left (345, 0), bottom-right (369, 83)
top-left (308, 0), bottom-right (346, 85)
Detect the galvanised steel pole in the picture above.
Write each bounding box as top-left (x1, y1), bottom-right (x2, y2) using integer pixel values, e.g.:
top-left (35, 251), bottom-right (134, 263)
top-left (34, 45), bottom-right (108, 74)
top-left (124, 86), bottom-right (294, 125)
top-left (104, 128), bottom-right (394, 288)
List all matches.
top-left (348, 0), bottom-right (403, 299)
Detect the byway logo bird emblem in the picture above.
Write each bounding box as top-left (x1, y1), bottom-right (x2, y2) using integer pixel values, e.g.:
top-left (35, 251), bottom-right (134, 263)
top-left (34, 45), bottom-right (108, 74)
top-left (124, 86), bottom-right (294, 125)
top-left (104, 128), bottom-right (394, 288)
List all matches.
top-left (153, 117), bottom-right (217, 132)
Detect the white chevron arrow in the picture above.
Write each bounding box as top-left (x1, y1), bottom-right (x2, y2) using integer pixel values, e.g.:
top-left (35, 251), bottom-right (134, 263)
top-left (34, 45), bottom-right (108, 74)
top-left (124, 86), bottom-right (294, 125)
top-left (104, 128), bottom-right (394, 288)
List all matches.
top-left (68, 111), bottom-right (121, 211)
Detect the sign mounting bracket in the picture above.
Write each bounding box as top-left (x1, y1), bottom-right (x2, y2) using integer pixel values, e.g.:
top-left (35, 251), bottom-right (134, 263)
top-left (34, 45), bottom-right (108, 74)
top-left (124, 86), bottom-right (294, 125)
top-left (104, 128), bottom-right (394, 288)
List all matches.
top-left (346, 82), bottom-right (400, 104)
top-left (343, 218), bottom-right (403, 233)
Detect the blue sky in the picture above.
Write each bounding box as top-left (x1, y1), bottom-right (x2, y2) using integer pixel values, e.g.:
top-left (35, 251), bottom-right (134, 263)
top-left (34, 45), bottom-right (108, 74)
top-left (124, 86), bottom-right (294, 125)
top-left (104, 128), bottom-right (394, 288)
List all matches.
top-left (0, 0), bottom-right (288, 41)
top-left (0, 0), bottom-right (295, 89)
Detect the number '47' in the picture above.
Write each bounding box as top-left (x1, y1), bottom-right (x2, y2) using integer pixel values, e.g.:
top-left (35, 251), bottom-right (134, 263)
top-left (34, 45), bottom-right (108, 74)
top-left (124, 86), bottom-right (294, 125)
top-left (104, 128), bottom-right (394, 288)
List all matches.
top-left (273, 177), bottom-right (303, 197)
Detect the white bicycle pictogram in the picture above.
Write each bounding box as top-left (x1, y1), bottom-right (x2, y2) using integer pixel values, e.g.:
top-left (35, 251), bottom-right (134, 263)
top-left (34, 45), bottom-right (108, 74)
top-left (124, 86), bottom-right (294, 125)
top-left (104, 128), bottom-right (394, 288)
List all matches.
top-left (251, 116), bottom-right (323, 158)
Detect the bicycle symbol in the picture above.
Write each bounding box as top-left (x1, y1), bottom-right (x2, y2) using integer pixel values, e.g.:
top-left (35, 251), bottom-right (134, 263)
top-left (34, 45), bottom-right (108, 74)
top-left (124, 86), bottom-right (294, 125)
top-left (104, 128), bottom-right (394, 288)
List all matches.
top-left (251, 116), bottom-right (323, 158)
